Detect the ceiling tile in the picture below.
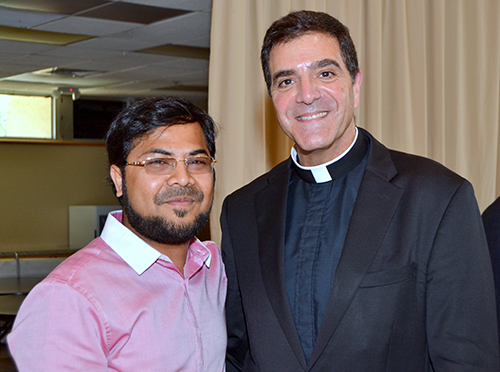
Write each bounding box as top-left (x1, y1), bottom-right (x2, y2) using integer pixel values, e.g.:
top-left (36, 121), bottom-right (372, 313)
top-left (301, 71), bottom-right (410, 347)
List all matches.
top-left (34, 16), bottom-right (140, 36)
top-left (0, 0), bottom-right (213, 99)
top-left (152, 57), bottom-right (209, 71)
top-left (0, 6), bottom-right (64, 28)
top-left (137, 44), bottom-right (209, 59)
top-left (9, 54), bottom-right (83, 68)
top-left (0, 39), bottom-right (56, 53)
top-left (64, 55), bottom-right (158, 73)
top-left (111, 11), bottom-right (211, 44)
top-left (0, 52), bottom-right (24, 63)
top-left (35, 45), bottom-right (124, 60)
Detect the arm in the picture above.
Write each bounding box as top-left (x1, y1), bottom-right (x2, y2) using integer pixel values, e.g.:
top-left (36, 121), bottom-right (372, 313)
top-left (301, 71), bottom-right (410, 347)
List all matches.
top-left (221, 197), bottom-right (248, 372)
top-left (8, 281), bottom-right (108, 371)
top-left (426, 181), bottom-right (499, 371)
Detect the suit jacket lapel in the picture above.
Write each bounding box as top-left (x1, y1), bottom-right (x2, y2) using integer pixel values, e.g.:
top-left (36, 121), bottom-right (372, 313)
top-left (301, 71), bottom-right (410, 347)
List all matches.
top-left (255, 160), bottom-right (308, 369)
top-left (309, 132), bottom-right (404, 367)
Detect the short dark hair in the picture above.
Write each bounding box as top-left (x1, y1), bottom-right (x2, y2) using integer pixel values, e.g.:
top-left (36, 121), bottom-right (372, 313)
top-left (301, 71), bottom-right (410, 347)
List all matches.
top-left (261, 10), bottom-right (359, 96)
top-left (106, 96), bottom-right (218, 168)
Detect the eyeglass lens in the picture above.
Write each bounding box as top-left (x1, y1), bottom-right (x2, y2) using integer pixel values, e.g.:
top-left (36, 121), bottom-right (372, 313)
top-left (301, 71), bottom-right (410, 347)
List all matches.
top-left (144, 157), bottom-right (213, 175)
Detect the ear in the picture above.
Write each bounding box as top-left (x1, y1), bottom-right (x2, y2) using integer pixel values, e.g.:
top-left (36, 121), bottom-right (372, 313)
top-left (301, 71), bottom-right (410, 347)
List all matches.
top-left (353, 69), bottom-right (363, 109)
top-left (110, 165), bottom-right (124, 198)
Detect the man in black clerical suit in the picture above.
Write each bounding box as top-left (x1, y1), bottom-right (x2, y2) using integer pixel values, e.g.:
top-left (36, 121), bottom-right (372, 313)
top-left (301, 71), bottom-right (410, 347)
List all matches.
top-left (221, 10), bottom-right (499, 372)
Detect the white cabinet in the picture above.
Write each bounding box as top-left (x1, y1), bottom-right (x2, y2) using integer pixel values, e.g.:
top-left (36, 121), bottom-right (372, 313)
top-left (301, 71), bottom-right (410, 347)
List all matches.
top-left (69, 206), bottom-right (119, 249)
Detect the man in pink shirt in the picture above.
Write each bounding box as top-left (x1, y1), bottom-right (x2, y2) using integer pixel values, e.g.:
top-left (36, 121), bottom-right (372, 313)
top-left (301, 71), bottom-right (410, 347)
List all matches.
top-left (8, 96), bottom-right (227, 371)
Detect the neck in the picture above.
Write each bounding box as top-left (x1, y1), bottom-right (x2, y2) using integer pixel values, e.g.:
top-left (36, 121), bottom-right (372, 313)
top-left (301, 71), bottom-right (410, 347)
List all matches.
top-left (296, 126), bottom-right (358, 167)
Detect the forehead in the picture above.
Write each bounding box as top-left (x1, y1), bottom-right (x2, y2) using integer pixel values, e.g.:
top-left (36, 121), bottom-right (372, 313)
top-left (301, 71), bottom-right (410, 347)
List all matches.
top-left (269, 32), bottom-right (344, 71)
top-left (129, 122), bottom-right (208, 158)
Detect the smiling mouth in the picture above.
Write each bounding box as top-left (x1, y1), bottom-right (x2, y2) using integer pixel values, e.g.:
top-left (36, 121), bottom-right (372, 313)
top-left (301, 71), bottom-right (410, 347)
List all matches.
top-left (166, 197), bottom-right (195, 207)
top-left (297, 111), bottom-right (327, 121)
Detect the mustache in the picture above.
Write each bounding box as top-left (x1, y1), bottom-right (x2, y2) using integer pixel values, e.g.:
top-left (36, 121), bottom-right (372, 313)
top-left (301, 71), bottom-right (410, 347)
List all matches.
top-left (154, 186), bottom-right (204, 205)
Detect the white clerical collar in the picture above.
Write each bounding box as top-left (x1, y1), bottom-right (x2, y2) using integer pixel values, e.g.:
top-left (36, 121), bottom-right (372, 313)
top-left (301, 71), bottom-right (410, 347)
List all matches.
top-left (291, 127), bottom-right (359, 183)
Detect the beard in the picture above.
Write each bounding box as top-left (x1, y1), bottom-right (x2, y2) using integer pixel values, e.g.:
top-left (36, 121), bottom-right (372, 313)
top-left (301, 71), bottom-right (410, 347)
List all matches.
top-left (122, 178), bottom-right (211, 246)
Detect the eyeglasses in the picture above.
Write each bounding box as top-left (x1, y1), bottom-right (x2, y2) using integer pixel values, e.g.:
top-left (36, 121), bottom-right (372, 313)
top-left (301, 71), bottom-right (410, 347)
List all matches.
top-left (126, 155), bottom-right (216, 175)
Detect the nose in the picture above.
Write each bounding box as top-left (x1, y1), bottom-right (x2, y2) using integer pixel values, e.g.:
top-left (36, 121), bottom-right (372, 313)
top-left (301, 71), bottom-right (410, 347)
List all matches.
top-left (296, 76), bottom-right (320, 105)
top-left (166, 161), bottom-right (195, 187)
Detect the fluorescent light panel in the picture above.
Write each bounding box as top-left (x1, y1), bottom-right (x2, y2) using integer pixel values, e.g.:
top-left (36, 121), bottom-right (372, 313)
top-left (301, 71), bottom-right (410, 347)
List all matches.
top-left (0, 0), bottom-right (109, 14)
top-left (0, 25), bottom-right (93, 45)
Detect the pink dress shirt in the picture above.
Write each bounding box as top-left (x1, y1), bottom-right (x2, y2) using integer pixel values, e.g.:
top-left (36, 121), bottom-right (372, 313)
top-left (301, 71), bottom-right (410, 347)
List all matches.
top-left (8, 212), bottom-right (227, 371)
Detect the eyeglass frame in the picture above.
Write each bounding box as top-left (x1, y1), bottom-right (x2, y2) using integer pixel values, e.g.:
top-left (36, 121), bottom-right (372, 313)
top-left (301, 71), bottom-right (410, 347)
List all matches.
top-left (125, 155), bottom-right (217, 175)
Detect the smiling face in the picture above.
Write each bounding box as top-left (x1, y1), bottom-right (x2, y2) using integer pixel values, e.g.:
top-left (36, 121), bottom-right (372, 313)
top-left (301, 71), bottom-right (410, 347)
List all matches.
top-left (269, 32), bottom-right (362, 166)
top-left (110, 122), bottom-right (214, 247)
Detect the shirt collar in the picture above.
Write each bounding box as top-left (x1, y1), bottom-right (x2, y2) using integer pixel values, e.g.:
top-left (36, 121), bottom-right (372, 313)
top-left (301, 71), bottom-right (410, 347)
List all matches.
top-left (100, 211), bottom-right (211, 275)
top-left (291, 127), bottom-right (367, 183)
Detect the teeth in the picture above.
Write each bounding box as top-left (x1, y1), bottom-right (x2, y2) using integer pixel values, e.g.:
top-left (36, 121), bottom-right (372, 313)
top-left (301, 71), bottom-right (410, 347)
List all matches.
top-left (297, 112), bottom-right (327, 121)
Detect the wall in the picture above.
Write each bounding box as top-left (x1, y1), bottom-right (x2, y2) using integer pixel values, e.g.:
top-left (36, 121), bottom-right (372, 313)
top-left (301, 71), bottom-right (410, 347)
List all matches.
top-left (0, 141), bottom-right (120, 253)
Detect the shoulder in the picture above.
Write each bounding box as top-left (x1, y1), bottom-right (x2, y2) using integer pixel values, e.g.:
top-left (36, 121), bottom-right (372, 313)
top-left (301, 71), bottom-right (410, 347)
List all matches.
top-left (361, 130), bottom-right (477, 216)
top-left (44, 238), bottom-right (122, 290)
top-left (390, 150), bottom-right (466, 186)
top-left (13, 244), bottom-right (114, 332)
top-left (389, 151), bottom-right (475, 215)
top-left (364, 129), bottom-right (468, 193)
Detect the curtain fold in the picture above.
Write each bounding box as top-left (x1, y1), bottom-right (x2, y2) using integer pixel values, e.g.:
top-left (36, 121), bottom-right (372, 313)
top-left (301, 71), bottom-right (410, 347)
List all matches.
top-left (209, 0), bottom-right (500, 243)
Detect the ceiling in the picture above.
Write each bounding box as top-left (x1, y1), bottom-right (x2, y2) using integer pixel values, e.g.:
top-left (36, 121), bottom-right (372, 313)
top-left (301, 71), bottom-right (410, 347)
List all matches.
top-left (0, 0), bottom-right (212, 104)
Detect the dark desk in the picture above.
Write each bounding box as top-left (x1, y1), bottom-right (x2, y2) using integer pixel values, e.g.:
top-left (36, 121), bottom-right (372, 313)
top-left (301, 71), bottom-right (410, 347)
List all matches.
top-left (0, 277), bottom-right (45, 296)
top-left (0, 295), bottom-right (25, 317)
top-left (0, 294), bottom-right (27, 341)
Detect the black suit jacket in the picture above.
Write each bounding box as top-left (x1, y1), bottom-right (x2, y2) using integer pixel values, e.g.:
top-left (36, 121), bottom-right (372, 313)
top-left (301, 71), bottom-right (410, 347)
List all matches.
top-left (482, 197), bottom-right (500, 358)
top-left (221, 129), bottom-right (499, 371)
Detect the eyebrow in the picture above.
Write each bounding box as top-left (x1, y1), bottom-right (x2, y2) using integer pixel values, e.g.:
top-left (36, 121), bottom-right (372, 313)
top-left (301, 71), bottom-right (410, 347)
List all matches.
top-left (141, 148), bottom-right (209, 158)
top-left (272, 69), bottom-right (296, 85)
top-left (272, 58), bottom-right (342, 85)
top-left (311, 58), bottom-right (341, 70)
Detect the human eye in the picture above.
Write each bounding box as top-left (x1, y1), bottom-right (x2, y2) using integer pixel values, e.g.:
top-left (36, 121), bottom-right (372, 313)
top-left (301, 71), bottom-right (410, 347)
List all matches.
top-left (319, 70), bottom-right (335, 79)
top-left (145, 157), bottom-right (174, 172)
top-left (186, 157), bottom-right (211, 173)
top-left (277, 78), bottom-right (294, 88)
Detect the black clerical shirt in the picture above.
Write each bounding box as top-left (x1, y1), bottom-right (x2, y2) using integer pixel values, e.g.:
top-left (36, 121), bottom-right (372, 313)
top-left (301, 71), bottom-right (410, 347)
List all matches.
top-left (284, 130), bottom-right (369, 362)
